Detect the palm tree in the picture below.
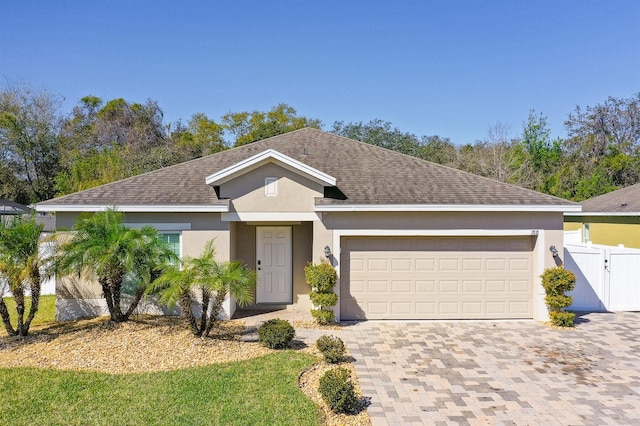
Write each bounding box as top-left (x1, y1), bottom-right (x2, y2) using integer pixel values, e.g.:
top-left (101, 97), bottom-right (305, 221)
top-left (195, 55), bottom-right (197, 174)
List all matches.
top-left (0, 214), bottom-right (52, 336)
top-left (149, 240), bottom-right (255, 337)
top-left (57, 208), bottom-right (176, 322)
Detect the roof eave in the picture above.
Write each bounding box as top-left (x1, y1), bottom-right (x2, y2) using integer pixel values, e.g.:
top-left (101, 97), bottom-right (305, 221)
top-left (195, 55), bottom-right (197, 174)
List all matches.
top-left (565, 211), bottom-right (639, 217)
top-left (315, 204), bottom-right (581, 213)
top-left (35, 204), bottom-right (230, 213)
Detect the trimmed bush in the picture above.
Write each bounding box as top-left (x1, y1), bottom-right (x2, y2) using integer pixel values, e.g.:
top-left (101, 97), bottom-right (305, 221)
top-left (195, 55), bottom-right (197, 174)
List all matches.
top-left (318, 367), bottom-right (357, 414)
top-left (550, 311), bottom-right (576, 327)
top-left (305, 261), bottom-right (338, 325)
top-left (309, 291), bottom-right (338, 307)
top-left (541, 267), bottom-right (576, 327)
top-left (316, 335), bottom-right (345, 363)
top-left (311, 309), bottom-right (335, 324)
top-left (304, 262), bottom-right (337, 293)
top-left (257, 319), bottom-right (295, 349)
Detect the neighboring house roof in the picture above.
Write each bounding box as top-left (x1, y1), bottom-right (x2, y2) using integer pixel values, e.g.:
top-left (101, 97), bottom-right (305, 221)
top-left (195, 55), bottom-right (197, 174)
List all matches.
top-left (0, 199), bottom-right (32, 215)
top-left (37, 128), bottom-right (579, 212)
top-left (577, 183), bottom-right (640, 215)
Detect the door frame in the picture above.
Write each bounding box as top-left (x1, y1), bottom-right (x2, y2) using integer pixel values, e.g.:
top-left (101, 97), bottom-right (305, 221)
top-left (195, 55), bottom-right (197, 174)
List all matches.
top-left (255, 226), bottom-right (293, 304)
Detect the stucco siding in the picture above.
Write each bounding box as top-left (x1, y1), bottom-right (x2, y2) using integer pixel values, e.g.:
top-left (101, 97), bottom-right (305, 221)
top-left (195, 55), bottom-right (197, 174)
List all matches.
top-left (56, 212), bottom-right (227, 231)
top-left (183, 230), bottom-right (230, 260)
top-left (221, 163), bottom-right (323, 213)
top-left (321, 211), bottom-right (564, 231)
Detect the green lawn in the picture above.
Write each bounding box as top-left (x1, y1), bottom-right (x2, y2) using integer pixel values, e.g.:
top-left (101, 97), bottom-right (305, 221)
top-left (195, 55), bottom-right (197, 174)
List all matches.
top-left (0, 351), bottom-right (321, 426)
top-left (1, 294), bottom-right (56, 327)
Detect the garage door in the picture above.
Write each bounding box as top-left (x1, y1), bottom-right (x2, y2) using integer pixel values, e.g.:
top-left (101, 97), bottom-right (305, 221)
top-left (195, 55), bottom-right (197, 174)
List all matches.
top-left (340, 237), bottom-right (534, 320)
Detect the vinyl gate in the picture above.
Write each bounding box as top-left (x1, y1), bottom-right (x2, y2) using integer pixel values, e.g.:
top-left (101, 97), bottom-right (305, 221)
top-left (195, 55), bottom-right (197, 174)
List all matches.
top-left (564, 243), bottom-right (640, 311)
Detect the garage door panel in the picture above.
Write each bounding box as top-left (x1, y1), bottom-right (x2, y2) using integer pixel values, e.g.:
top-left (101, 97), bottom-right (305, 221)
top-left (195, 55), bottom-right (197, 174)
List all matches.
top-left (391, 258), bottom-right (412, 271)
top-left (462, 301), bottom-right (483, 314)
top-left (509, 280), bottom-right (530, 292)
top-left (462, 258), bottom-right (483, 271)
top-left (368, 280), bottom-right (389, 293)
top-left (391, 280), bottom-right (412, 292)
top-left (416, 280), bottom-right (436, 293)
top-left (367, 258), bottom-right (388, 271)
top-left (463, 280), bottom-right (483, 292)
top-left (340, 237), bottom-right (534, 320)
top-left (416, 258), bottom-right (436, 271)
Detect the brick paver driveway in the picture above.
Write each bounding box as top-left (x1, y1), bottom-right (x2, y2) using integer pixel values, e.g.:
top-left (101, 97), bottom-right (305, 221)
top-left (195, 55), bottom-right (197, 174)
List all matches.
top-left (340, 312), bottom-right (640, 425)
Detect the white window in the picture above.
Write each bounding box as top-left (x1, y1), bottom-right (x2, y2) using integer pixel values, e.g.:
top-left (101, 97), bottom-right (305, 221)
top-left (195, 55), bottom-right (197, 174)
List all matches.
top-left (159, 232), bottom-right (181, 260)
top-left (265, 177), bottom-right (278, 196)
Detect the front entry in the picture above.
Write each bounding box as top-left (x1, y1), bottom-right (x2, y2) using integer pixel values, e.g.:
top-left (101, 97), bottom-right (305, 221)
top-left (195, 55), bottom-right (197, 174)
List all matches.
top-left (256, 226), bottom-right (292, 303)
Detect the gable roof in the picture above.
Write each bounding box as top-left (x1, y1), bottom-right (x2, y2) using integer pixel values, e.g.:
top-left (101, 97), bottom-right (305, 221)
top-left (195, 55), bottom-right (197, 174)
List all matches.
top-left (37, 128), bottom-right (578, 212)
top-left (576, 183), bottom-right (640, 215)
top-left (205, 148), bottom-right (336, 186)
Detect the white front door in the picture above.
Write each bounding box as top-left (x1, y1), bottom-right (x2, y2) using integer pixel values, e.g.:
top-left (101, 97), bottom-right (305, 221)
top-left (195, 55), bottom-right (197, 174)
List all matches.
top-left (256, 226), bottom-right (292, 303)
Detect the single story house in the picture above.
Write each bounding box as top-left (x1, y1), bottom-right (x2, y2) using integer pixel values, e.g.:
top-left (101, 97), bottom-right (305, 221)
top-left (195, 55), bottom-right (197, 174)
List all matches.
top-left (37, 128), bottom-right (580, 321)
top-left (564, 183), bottom-right (640, 248)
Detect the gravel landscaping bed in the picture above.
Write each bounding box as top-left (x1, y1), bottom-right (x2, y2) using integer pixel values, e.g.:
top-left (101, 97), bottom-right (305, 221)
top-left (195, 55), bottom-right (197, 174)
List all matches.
top-left (0, 315), bottom-right (371, 425)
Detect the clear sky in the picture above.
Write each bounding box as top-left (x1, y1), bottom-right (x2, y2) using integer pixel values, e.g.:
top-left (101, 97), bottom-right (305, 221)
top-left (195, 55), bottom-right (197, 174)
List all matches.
top-left (1, 1), bottom-right (638, 145)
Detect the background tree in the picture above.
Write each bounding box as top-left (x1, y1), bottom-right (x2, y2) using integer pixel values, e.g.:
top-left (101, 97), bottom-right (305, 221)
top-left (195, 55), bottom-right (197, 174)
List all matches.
top-left (561, 93), bottom-right (640, 199)
top-left (0, 82), bottom-right (62, 203)
top-left (0, 215), bottom-right (51, 336)
top-left (56, 96), bottom-right (184, 195)
top-left (418, 135), bottom-right (458, 166)
top-left (222, 103), bottom-right (322, 146)
top-left (513, 111), bottom-right (563, 193)
top-left (177, 113), bottom-right (227, 158)
top-left (57, 208), bottom-right (176, 322)
top-left (331, 119), bottom-right (421, 157)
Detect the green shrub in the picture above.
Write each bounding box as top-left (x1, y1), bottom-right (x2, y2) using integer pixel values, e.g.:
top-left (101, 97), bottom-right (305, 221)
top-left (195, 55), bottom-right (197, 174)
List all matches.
top-left (309, 291), bottom-right (338, 307)
top-left (318, 367), bottom-right (357, 414)
top-left (257, 319), bottom-right (295, 349)
top-left (545, 294), bottom-right (573, 312)
top-left (541, 266), bottom-right (576, 327)
top-left (311, 309), bottom-right (335, 325)
top-left (305, 262), bottom-right (338, 325)
top-left (304, 262), bottom-right (337, 293)
top-left (316, 335), bottom-right (345, 363)
top-left (550, 311), bottom-right (576, 327)
top-left (541, 267), bottom-right (576, 297)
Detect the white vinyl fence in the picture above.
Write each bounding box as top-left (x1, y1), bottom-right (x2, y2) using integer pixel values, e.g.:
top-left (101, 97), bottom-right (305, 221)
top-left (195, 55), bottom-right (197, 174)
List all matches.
top-left (1, 241), bottom-right (55, 297)
top-left (564, 242), bottom-right (640, 312)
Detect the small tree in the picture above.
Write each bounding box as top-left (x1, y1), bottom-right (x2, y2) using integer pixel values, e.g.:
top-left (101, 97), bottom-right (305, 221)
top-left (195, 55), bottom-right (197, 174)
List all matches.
top-left (541, 266), bottom-right (576, 327)
top-left (149, 240), bottom-right (255, 337)
top-left (305, 261), bottom-right (338, 324)
top-left (57, 208), bottom-right (177, 322)
top-left (0, 214), bottom-right (52, 336)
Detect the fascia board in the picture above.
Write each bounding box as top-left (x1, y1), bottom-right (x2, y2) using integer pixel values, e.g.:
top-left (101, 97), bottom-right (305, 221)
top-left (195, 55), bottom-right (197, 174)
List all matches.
top-left (564, 211), bottom-right (639, 217)
top-left (315, 204), bottom-right (582, 213)
top-left (35, 204), bottom-right (229, 213)
top-left (205, 149), bottom-right (336, 186)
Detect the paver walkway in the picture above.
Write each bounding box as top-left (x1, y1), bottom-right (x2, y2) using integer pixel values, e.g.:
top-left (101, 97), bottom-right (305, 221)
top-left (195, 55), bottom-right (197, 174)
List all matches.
top-left (340, 312), bottom-right (640, 425)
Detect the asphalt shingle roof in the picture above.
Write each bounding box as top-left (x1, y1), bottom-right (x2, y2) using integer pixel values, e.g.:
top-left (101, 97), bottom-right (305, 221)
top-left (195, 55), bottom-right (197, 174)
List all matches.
top-left (38, 128), bottom-right (574, 208)
top-left (581, 183), bottom-right (640, 213)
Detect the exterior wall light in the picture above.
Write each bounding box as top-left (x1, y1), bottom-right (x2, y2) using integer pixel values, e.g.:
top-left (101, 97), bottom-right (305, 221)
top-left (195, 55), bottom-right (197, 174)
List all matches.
top-left (324, 246), bottom-right (332, 258)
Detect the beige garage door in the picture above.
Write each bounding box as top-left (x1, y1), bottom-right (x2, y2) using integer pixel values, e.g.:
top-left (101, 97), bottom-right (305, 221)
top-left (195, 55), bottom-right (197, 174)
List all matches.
top-left (340, 237), bottom-right (534, 320)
